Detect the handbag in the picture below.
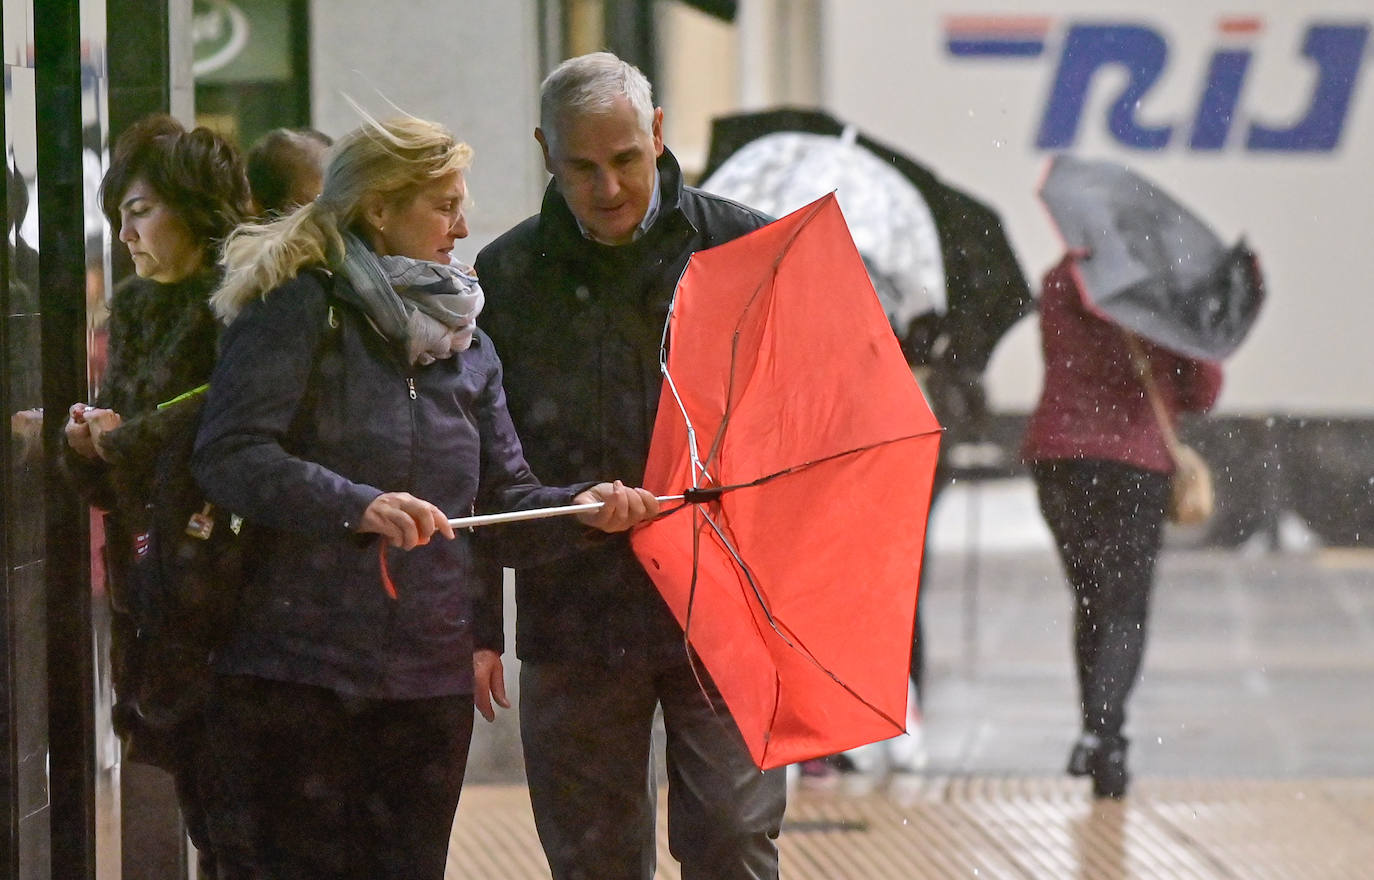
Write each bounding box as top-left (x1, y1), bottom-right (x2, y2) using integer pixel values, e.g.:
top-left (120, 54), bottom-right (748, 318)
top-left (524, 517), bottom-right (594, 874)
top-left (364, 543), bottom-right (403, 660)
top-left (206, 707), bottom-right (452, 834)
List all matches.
top-left (1124, 335), bottom-right (1215, 526)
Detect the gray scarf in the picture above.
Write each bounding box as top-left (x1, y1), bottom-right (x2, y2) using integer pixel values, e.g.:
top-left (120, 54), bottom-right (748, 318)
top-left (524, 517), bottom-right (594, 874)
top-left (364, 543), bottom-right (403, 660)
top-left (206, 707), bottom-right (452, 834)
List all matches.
top-left (336, 231), bottom-right (485, 365)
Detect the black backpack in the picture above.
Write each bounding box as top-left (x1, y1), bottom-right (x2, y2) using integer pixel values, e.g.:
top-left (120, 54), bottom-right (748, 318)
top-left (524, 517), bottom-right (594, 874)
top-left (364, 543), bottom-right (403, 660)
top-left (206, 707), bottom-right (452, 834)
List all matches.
top-left (113, 280), bottom-right (343, 769)
top-left (114, 390), bottom-right (248, 768)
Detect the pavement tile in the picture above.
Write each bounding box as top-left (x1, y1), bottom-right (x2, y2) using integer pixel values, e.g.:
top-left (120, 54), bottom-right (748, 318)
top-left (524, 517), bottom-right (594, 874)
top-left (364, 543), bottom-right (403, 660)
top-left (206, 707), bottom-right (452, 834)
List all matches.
top-left (457, 515), bottom-right (1374, 877)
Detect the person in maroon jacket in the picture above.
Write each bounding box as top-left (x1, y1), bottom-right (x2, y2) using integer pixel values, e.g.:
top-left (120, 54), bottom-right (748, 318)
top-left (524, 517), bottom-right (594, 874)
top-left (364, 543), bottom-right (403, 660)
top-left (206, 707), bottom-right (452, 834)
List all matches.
top-left (1023, 253), bottom-right (1223, 799)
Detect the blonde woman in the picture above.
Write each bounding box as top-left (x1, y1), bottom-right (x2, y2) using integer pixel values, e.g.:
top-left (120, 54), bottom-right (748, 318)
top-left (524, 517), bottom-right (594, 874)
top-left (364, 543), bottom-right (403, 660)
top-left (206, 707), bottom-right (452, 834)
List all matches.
top-left (193, 115), bottom-right (656, 879)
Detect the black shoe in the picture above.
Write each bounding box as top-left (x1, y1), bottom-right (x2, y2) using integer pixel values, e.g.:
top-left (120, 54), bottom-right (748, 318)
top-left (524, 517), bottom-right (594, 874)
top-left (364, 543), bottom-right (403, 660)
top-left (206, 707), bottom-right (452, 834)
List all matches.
top-left (1088, 739), bottom-right (1129, 799)
top-left (1066, 733), bottom-right (1100, 777)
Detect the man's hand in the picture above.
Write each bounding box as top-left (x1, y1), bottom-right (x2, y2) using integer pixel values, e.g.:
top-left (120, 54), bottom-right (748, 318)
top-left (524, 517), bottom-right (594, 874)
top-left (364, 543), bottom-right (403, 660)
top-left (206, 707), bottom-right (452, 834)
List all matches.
top-left (473, 649), bottom-right (510, 722)
top-left (574, 480), bottom-right (660, 533)
top-left (358, 492), bottom-right (456, 549)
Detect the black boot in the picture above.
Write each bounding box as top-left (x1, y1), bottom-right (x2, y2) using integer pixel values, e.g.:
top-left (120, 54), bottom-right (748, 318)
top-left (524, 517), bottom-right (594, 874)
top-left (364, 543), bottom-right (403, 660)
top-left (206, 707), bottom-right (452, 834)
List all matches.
top-left (1088, 736), bottom-right (1129, 799)
top-left (1066, 732), bottom-right (1101, 777)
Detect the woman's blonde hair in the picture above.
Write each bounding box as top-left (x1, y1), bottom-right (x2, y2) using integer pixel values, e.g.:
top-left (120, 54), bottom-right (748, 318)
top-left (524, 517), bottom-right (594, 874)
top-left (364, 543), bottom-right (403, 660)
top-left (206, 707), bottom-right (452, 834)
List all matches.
top-left (212, 114), bottom-right (473, 322)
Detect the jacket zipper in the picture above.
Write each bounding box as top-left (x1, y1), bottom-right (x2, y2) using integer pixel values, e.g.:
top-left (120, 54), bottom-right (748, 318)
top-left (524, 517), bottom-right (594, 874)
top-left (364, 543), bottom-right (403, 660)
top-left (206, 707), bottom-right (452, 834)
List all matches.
top-left (378, 373), bottom-right (419, 688)
top-left (405, 376), bottom-right (418, 487)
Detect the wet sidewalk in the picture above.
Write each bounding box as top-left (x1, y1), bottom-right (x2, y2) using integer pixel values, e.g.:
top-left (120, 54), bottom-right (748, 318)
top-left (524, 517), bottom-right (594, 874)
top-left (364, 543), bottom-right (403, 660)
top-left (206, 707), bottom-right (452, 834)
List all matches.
top-left (449, 777), bottom-right (1374, 879)
top-left (451, 480), bottom-right (1374, 878)
top-left (918, 546), bottom-right (1374, 780)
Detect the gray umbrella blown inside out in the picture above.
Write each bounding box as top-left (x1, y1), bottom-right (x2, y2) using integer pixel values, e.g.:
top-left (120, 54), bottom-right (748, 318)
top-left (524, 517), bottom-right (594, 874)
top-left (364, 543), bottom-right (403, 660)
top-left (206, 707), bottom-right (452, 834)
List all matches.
top-left (1039, 155), bottom-right (1264, 361)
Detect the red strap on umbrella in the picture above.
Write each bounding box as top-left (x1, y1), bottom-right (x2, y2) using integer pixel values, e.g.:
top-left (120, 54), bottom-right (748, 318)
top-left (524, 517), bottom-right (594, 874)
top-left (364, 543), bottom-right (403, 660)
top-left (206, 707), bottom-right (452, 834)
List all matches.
top-left (378, 541), bottom-right (398, 600)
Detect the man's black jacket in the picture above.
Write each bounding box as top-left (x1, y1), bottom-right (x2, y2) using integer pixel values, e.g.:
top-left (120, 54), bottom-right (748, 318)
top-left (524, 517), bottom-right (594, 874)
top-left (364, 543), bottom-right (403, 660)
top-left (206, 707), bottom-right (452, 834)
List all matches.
top-left (476, 148), bottom-right (769, 665)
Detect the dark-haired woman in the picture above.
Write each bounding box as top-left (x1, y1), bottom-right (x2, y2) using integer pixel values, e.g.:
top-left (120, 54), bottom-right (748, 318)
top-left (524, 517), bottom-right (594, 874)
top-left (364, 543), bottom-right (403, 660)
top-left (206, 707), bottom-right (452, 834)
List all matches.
top-left (63, 114), bottom-right (251, 877)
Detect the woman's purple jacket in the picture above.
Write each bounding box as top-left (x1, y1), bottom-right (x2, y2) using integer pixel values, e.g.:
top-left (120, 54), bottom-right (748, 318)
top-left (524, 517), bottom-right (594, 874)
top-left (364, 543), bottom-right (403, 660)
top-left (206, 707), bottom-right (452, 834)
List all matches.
top-left (193, 271), bottom-right (578, 699)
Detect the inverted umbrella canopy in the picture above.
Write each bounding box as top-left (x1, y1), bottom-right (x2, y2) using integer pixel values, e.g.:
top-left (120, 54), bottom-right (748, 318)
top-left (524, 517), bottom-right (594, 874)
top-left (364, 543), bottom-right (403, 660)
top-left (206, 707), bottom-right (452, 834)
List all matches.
top-left (701, 127), bottom-right (947, 328)
top-left (1039, 155), bottom-right (1264, 361)
top-left (703, 107), bottom-right (1032, 372)
top-left (630, 194), bottom-right (943, 770)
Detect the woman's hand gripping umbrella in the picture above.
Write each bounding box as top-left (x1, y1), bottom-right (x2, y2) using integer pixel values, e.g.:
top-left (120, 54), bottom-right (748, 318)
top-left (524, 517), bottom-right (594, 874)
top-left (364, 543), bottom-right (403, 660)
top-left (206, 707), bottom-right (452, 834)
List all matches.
top-left (363, 481), bottom-right (663, 550)
top-left (369, 483), bottom-right (664, 599)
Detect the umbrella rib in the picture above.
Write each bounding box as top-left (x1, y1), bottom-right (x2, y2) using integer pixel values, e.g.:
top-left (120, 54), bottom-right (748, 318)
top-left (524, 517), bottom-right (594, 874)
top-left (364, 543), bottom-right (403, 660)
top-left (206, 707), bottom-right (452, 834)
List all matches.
top-left (661, 197), bottom-right (833, 485)
top-left (701, 428), bottom-right (942, 500)
top-left (679, 501), bottom-right (731, 725)
top-left (659, 285), bottom-right (718, 491)
top-left (659, 366), bottom-right (716, 490)
top-left (646, 428), bottom-right (940, 527)
top-left (693, 504), bottom-right (906, 735)
top-left (700, 199), bottom-right (829, 477)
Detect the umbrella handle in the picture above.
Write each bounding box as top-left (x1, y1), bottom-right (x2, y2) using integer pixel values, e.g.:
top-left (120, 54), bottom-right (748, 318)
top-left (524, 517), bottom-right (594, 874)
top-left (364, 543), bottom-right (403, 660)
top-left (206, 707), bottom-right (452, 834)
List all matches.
top-left (447, 495), bottom-right (685, 530)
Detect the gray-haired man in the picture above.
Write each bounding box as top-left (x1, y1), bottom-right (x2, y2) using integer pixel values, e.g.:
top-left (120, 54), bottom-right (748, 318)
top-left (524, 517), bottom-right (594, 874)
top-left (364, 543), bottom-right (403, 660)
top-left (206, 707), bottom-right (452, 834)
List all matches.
top-left (476, 52), bottom-right (787, 880)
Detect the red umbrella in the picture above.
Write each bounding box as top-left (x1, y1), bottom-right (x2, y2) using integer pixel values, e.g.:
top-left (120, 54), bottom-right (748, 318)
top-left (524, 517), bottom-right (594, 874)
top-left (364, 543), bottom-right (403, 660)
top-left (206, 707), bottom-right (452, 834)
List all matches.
top-left (630, 194), bottom-right (942, 770)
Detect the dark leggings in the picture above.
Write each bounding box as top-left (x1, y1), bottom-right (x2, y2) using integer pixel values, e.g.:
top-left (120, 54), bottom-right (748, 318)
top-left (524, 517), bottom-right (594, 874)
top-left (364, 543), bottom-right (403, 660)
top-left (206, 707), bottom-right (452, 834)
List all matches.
top-left (203, 675), bottom-right (474, 880)
top-left (1033, 459), bottom-right (1170, 739)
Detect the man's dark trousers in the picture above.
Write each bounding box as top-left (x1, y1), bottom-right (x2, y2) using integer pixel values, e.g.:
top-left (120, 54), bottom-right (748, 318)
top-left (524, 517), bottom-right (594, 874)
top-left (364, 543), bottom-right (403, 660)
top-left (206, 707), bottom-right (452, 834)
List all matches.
top-left (520, 654), bottom-right (786, 880)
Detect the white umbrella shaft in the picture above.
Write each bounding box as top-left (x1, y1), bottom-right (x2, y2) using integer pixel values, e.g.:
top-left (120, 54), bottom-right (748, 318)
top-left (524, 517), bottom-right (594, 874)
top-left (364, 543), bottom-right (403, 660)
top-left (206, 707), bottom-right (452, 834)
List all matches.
top-left (448, 495), bottom-right (684, 530)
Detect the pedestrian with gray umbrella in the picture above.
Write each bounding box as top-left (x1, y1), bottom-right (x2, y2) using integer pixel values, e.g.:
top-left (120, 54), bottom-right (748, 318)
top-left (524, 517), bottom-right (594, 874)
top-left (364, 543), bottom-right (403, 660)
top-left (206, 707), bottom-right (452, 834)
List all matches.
top-left (1023, 252), bottom-right (1223, 798)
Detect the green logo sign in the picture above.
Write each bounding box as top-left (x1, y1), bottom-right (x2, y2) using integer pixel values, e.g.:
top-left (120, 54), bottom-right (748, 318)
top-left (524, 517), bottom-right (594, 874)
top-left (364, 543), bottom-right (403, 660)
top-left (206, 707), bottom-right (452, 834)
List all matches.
top-left (192, 0), bottom-right (252, 77)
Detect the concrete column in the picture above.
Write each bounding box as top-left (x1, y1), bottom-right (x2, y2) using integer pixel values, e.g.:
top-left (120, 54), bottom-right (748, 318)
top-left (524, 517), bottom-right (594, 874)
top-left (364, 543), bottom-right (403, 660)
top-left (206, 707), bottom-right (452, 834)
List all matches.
top-left (736, 0), bottom-right (821, 109)
top-left (736, 0), bottom-right (776, 109)
top-left (309, 0), bottom-right (546, 251)
top-left (167, 0), bottom-right (194, 123)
